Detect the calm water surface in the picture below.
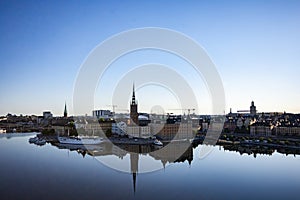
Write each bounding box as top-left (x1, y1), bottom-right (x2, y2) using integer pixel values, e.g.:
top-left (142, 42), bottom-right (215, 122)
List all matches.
top-left (0, 133), bottom-right (300, 200)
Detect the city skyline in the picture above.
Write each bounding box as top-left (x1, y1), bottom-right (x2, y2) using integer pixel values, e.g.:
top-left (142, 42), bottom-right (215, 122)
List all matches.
top-left (1, 1), bottom-right (300, 116)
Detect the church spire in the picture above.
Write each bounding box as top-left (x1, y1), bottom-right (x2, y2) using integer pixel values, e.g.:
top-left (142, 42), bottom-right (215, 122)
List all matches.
top-left (64, 102), bottom-right (68, 117)
top-left (132, 83), bottom-right (136, 105)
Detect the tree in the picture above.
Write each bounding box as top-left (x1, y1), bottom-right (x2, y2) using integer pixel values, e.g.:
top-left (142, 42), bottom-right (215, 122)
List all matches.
top-left (105, 129), bottom-right (112, 138)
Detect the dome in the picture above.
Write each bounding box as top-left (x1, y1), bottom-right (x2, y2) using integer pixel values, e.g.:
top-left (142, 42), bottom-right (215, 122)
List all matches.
top-left (138, 115), bottom-right (149, 120)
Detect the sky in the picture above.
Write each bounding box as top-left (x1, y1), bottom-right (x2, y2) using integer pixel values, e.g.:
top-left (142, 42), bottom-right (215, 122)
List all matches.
top-left (0, 0), bottom-right (299, 116)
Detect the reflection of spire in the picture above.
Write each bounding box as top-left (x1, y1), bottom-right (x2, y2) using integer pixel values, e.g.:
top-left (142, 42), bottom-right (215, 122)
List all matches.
top-left (133, 172), bottom-right (136, 194)
top-left (161, 160), bottom-right (167, 170)
top-left (130, 152), bottom-right (139, 194)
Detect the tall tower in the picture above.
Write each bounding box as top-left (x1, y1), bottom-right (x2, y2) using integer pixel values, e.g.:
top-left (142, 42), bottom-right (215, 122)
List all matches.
top-left (250, 101), bottom-right (256, 116)
top-left (64, 102), bottom-right (68, 118)
top-left (130, 83), bottom-right (139, 125)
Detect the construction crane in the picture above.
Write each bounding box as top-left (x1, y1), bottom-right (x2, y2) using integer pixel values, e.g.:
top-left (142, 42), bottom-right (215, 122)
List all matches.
top-left (106, 105), bottom-right (117, 114)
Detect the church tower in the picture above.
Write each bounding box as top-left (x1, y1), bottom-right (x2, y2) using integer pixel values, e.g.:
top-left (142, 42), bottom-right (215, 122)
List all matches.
top-left (64, 102), bottom-right (68, 118)
top-left (250, 101), bottom-right (256, 116)
top-left (130, 83), bottom-right (139, 125)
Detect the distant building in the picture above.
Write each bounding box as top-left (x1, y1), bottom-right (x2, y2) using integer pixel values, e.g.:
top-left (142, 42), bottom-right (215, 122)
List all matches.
top-left (43, 111), bottom-right (53, 119)
top-left (250, 101), bottom-right (257, 116)
top-left (250, 122), bottom-right (272, 136)
top-left (151, 115), bottom-right (193, 141)
top-left (127, 126), bottom-right (140, 138)
top-left (92, 110), bottom-right (113, 119)
top-left (274, 125), bottom-right (300, 137)
top-left (126, 83), bottom-right (152, 139)
top-left (127, 125), bottom-right (151, 139)
top-left (112, 121), bottom-right (127, 136)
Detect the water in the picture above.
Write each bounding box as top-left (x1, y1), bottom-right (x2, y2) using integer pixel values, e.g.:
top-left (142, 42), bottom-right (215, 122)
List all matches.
top-left (0, 133), bottom-right (300, 200)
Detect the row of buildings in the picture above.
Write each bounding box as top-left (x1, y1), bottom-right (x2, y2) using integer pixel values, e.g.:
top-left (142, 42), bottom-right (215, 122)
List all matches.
top-left (222, 101), bottom-right (300, 137)
top-left (1, 87), bottom-right (299, 140)
top-left (107, 84), bottom-right (194, 141)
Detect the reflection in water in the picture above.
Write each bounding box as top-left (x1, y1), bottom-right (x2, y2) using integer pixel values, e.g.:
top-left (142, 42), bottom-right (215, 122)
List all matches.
top-left (1, 134), bottom-right (300, 199)
top-left (51, 141), bottom-right (194, 194)
top-left (30, 137), bottom-right (300, 194)
top-left (221, 144), bottom-right (300, 158)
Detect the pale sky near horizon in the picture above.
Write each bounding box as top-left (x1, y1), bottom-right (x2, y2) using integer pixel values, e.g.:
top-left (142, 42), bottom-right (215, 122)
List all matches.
top-left (0, 0), bottom-right (299, 116)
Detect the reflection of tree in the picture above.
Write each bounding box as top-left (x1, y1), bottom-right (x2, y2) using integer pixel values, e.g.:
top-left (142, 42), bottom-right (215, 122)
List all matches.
top-left (222, 142), bottom-right (295, 157)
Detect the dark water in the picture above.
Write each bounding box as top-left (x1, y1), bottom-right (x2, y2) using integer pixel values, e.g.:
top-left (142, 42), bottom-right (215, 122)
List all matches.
top-left (0, 133), bottom-right (300, 200)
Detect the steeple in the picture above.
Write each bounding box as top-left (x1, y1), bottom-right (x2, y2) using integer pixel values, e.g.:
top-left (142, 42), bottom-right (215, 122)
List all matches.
top-left (130, 82), bottom-right (139, 125)
top-left (132, 83), bottom-right (136, 105)
top-left (250, 101), bottom-right (256, 116)
top-left (64, 102), bottom-right (68, 117)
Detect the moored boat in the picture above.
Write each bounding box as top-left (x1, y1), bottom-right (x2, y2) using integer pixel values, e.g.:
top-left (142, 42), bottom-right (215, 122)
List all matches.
top-left (58, 136), bottom-right (103, 145)
top-left (153, 139), bottom-right (163, 146)
top-left (0, 129), bottom-right (6, 133)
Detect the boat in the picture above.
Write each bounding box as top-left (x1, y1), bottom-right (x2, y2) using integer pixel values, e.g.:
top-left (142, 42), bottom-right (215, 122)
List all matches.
top-left (153, 139), bottom-right (163, 146)
top-left (58, 136), bottom-right (103, 145)
top-left (0, 129), bottom-right (6, 134)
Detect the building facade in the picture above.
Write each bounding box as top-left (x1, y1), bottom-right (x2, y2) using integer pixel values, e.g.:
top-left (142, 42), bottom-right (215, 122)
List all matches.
top-left (92, 110), bottom-right (113, 119)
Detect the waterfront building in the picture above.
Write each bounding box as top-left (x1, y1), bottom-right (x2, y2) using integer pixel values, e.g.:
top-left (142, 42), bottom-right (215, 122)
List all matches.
top-left (84, 119), bottom-right (113, 136)
top-left (139, 126), bottom-right (151, 138)
top-left (127, 126), bottom-right (151, 138)
top-left (151, 116), bottom-right (193, 141)
top-left (126, 83), bottom-right (152, 139)
top-left (274, 125), bottom-right (300, 137)
top-left (250, 122), bottom-right (273, 136)
top-left (112, 121), bottom-right (127, 136)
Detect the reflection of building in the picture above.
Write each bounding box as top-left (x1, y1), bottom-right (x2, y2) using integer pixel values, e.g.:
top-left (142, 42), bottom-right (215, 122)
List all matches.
top-left (150, 141), bottom-right (193, 167)
top-left (52, 140), bottom-right (193, 194)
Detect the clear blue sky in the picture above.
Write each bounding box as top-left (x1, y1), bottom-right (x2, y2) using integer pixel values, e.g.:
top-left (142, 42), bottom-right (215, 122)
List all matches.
top-left (0, 0), bottom-right (299, 116)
